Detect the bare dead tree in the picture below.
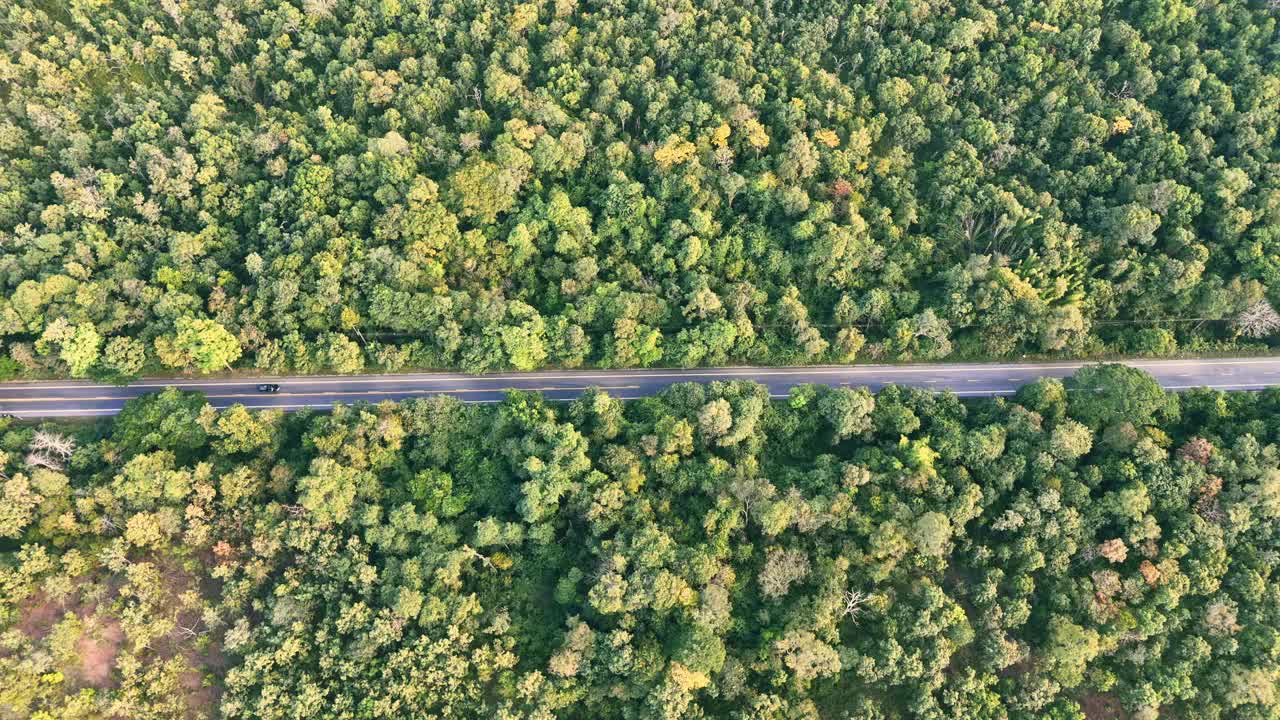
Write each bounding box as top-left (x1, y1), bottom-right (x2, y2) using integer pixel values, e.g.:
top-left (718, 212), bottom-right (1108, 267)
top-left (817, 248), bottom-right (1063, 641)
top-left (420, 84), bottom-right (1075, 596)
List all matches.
top-left (1108, 80), bottom-right (1134, 100)
top-left (1236, 300), bottom-right (1280, 338)
top-left (462, 545), bottom-right (495, 570)
top-left (984, 212), bottom-right (1014, 254)
top-left (25, 452), bottom-right (63, 471)
top-left (959, 213), bottom-right (983, 250)
top-left (171, 618), bottom-right (210, 642)
top-left (31, 430), bottom-right (76, 460)
top-left (25, 427), bottom-right (74, 468)
top-left (1198, 501), bottom-right (1225, 524)
top-left (842, 590), bottom-right (872, 621)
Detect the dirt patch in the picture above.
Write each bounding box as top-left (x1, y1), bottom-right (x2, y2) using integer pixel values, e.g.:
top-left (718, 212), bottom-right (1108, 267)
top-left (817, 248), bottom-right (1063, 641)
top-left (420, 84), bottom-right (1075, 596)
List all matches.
top-left (11, 556), bottom-right (228, 717)
top-left (154, 557), bottom-right (229, 720)
top-left (175, 637), bottom-right (228, 720)
top-left (180, 666), bottom-right (223, 720)
top-left (15, 590), bottom-right (65, 642)
top-left (15, 582), bottom-right (124, 688)
top-left (1078, 693), bottom-right (1126, 720)
top-left (74, 616), bottom-right (124, 688)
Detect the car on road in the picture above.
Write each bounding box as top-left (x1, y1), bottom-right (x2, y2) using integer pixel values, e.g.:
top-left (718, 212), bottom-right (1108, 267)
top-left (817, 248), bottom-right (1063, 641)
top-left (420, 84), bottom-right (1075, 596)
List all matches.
top-left (256, 383), bottom-right (281, 393)
top-left (0, 413), bottom-right (15, 419)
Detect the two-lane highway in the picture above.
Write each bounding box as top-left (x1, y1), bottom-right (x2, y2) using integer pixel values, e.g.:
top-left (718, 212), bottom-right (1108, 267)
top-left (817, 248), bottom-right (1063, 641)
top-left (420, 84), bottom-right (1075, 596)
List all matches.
top-left (1, 357), bottom-right (1279, 418)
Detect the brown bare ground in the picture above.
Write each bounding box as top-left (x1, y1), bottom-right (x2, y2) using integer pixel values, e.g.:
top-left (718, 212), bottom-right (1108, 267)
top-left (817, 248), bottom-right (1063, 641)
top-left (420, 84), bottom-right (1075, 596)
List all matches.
top-left (11, 555), bottom-right (227, 718)
top-left (1079, 693), bottom-right (1126, 720)
top-left (74, 616), bottom-right (124, 688)
top-left (158, 557), bottom-right (228, 720)
top-left (180, 666), bottom-right (222, 720)
top-left (14, 590), bottom-right (64, 642)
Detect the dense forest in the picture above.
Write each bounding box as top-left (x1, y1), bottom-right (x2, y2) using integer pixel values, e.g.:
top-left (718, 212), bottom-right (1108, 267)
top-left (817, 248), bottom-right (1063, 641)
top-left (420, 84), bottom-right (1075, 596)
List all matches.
top-left (3, 0), bottom-right (1280, 378)
top-left (2, 367), bottom-right (1280, 719)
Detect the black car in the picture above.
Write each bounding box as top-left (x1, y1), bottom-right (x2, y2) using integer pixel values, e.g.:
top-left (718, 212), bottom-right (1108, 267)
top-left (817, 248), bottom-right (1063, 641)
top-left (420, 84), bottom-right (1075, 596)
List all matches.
top-left (0, 413), bottom-right (15, 419)
top-left (256, 383), bottom-right (281, 393)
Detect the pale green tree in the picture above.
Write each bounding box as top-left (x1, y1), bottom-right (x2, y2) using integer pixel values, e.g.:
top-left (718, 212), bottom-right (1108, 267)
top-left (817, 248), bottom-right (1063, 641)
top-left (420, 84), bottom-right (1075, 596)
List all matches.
top-left (155, 317), bottom-right (242, 372)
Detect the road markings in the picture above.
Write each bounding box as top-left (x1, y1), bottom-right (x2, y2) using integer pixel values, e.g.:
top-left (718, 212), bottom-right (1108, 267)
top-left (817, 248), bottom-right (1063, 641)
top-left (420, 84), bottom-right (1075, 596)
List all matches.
top-left (1163, 383), bottom-right (1271, 390)
top-left (0, 385), bottom-right (637, 403)
top-left (3, 382), bottom-right (1266, 418)
top-left (0, 395), bottom-right (139, 403)
top-left (11, 408), bottom-right (121, 416)
top-left (6, 357), bottom-right (1280, 392)
top-left (5, 358), bottom-right (1280, 417)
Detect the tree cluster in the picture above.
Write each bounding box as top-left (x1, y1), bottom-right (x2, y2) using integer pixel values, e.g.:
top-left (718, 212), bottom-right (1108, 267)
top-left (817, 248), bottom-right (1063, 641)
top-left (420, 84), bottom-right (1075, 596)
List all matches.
top-left (3, 367), bottom-right (1280, 718)
top-left (3, 0), bottom-right (1280, 378)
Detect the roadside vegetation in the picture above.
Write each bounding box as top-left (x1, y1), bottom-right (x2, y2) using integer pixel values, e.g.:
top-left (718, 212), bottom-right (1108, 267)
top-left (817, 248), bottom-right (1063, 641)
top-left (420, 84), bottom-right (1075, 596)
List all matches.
top-left (3, 367), bottom-right (1280, 719)
top-left (3, 1), bottom-right (1280, 380)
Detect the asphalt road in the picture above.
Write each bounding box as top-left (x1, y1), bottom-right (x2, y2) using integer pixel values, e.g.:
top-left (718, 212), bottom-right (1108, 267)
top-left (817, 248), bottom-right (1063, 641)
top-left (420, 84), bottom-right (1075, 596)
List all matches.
top-left (1, 358), bottom-right (1278, 418)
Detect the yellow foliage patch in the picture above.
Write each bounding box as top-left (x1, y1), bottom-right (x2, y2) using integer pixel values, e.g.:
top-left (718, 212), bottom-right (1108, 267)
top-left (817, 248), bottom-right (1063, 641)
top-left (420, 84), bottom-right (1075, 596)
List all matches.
top-left (995, 267), bottom-right (1041, 302)
top-left (669, 662), bottom-right (711, 691)
top-left (744, 118), bottom-right (770, 150)
top-left (654, 135), bottom-right (697, 169)
top-left (814, 129), bottom-right (840, 148)
top-left (509, 3), bottom-right (539, 33)
top-left (710, 123), bottom-right (731, 148)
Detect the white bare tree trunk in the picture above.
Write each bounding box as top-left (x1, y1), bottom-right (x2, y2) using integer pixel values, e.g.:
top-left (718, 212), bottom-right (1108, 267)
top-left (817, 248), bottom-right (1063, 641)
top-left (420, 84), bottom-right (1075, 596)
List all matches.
top-left (1236, 300), bottom-right (1280, 338)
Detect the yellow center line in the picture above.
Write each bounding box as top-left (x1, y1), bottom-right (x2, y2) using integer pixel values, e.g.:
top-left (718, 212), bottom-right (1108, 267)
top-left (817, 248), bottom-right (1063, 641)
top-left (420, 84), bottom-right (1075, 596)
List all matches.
top-left (4, 357), bottom-right (1280, 391)
top-left (0, 395), bottom-right (148, 403)
top-left (201, 385), bottom-right (631, 399)
top-left (0, 385), bottom-right (638, 403)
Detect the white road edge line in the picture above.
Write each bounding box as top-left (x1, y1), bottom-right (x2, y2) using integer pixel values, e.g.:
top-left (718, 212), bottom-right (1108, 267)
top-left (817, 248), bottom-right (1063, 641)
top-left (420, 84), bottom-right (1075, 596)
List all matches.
top-left (4, 376), bottom-right (1276, 416)
top-left (5, 357), bottom-right (1280, 391)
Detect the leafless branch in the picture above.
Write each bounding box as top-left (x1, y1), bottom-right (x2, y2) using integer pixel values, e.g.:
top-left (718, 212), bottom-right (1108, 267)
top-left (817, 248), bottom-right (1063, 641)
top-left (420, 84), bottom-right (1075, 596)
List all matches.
top-left (1108, 81), bottom-right (1134, 100)
top-left (462, 545), bottom-right (495, 569)
top-left (960, 213), bottom-right (984, 250)
top-left (1236, 300), bottom-right (1280, 338)
top-left (842, 590), bottom-right (871, 621)
top-left (171, 621), bottom-right (209, 641)
top-left (25, 452), bottom-right (63, 471)
top-left (31, 430), bottom-right (76, 459)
